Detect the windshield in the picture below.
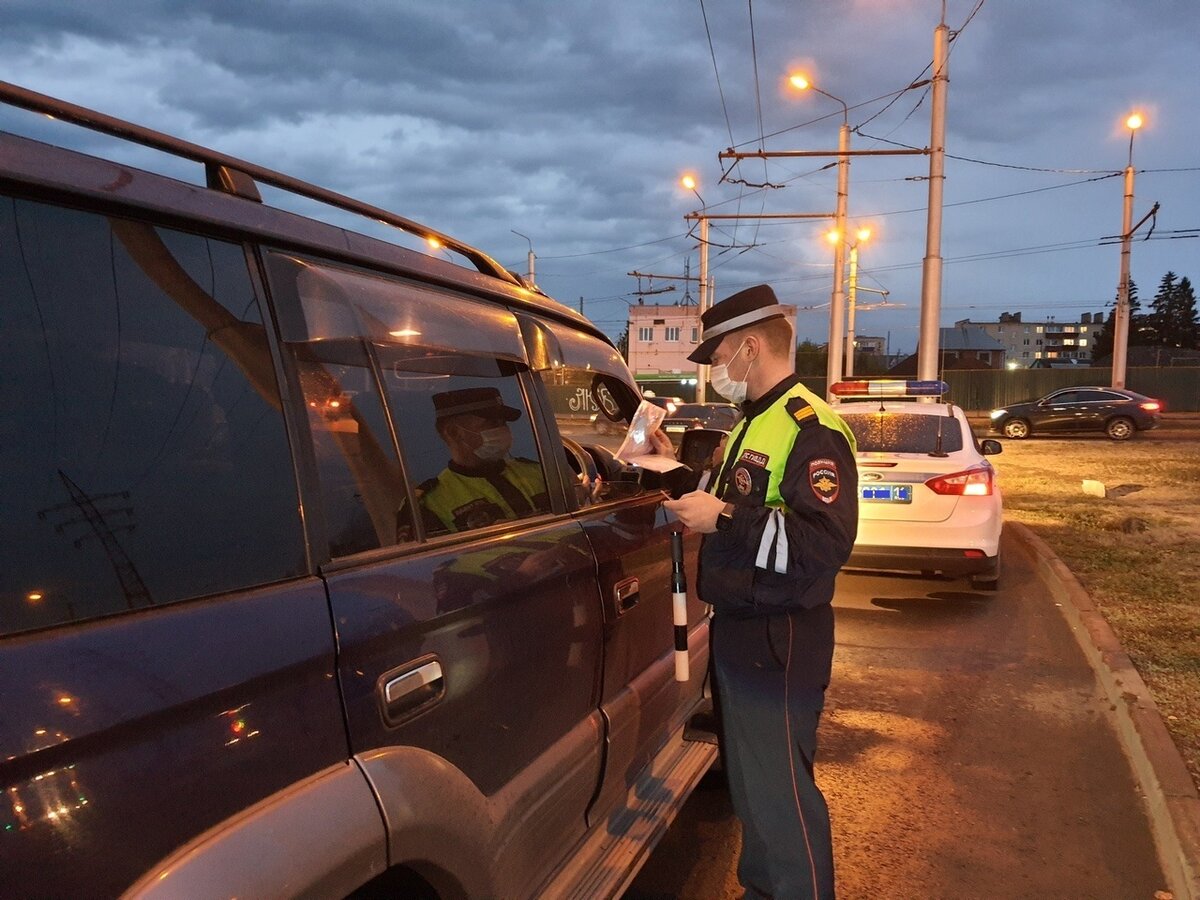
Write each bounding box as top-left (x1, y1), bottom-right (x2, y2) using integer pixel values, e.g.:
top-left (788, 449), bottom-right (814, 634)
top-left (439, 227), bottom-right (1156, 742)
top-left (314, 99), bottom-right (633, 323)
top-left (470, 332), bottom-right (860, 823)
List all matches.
top-left (840, 411), bottom-right (965, 454)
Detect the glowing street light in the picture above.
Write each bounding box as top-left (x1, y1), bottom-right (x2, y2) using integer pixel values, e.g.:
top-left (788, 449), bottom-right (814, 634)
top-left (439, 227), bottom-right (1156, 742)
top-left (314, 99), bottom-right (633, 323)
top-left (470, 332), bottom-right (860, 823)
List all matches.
top-left (790, 72), bottom-right (851, 396)
top-left (679, 173), bottom-right (711, 401)
top-left (1112, 111), bottom-right (1146, 389)
top-left (828, 227), bottom-right (873, 376)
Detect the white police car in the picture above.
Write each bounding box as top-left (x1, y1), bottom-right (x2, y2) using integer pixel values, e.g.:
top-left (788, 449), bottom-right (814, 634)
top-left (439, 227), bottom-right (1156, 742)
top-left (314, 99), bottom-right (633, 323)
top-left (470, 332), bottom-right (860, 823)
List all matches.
top-left (832, 380), bottom-right (1003, 590)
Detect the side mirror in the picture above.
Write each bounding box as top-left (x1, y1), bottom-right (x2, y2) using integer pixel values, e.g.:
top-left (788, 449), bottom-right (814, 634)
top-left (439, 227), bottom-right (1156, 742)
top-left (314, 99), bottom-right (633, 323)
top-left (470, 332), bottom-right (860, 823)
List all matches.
top-left (980, 439), bottom-right (1002, 456)
top-left (679, 427), bottom-right (728, 474)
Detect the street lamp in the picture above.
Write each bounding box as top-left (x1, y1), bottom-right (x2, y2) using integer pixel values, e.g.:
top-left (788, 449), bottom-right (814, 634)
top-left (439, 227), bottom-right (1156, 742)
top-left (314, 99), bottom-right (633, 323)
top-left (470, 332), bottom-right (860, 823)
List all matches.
top-left (510, 230), bottom-right (535, 287)
top-left (1112, 112), bottom-right (1144, 389)
top-left (680, 174), bottom-right (711, 402)
top-left (827, 226), bottom-right (872, 376)
top-left (789, 72), bottom-right (851, 396)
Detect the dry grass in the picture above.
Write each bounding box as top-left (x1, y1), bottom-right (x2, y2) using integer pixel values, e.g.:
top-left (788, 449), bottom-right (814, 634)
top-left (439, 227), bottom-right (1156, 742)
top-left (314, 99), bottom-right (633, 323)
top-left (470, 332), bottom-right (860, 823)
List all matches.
top-left (981, 416), bottom-right (1200, 789)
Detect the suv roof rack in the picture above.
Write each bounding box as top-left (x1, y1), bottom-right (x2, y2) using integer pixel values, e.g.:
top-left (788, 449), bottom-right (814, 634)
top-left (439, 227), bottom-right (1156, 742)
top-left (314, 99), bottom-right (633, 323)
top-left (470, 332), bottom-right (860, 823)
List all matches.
top-left (0, 80), bottom-right (525, 289)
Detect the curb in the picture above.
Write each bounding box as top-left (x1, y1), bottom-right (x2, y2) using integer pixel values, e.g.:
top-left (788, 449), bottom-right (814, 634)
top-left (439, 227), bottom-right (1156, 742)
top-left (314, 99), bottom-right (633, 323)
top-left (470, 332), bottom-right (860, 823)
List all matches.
top-left (1010, 522), bottom-right (1200, 900)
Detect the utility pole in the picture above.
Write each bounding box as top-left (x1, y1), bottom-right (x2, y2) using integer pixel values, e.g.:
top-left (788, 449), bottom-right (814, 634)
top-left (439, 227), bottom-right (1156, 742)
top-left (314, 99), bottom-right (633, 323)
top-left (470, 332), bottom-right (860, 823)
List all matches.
top-left (686, 211), bottom-right (835, 402)
top-left (719, 149), bottom-right (924, 398)
top-left (846, 242), bottom-right (860, 377)
top-left (917, 17), bottom-right (949, 383)
top-left (697, 216), bottom-right (710, 402)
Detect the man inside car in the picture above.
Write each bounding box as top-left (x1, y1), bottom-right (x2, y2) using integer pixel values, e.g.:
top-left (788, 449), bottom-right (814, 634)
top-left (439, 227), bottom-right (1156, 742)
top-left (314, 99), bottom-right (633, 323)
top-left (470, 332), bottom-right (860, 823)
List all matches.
top-left (418, 386), bottom-right (550, 533)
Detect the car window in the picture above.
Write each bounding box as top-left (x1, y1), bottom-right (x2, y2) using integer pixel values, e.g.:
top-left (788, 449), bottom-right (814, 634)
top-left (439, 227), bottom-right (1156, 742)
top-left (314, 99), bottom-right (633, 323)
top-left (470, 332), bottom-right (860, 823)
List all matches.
top-left (531, 324), bottom-right (651, 504)
top-left (265, 252), bottom-right (549, 544)
top-left (290, 339), bottom-right (410, 556)
top-left (1078, 390), bottom-right (1122, 402)
top-left (379, 347), bottom-right (550, 537)
top-left (840, 411), bottom-right (966, 454)
top-left (0, 198), bottom-right (306, 637)
top-left (1045, 391), bottom-right (1081, 404)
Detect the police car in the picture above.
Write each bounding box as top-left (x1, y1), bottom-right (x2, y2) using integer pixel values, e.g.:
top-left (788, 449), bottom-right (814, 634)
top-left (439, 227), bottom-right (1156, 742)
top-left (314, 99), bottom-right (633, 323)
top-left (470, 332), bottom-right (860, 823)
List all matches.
top-left (832, 380), bottom-right (1003, 590)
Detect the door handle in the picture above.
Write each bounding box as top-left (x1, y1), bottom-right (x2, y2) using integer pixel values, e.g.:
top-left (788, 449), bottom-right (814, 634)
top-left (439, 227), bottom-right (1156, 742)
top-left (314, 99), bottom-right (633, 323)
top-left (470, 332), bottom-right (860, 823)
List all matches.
top-left (614, 577), bottom-right (640, 614)
top-left (379, 657), bottom-right (444, 725)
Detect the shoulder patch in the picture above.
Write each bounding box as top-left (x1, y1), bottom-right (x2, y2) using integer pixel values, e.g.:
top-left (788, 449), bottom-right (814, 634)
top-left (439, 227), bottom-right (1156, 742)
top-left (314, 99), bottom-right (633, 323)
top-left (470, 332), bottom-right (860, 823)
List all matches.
top-left (786, 396), bottom-right (817, 428)
top-left (808, 458), bottom-right (840, 504)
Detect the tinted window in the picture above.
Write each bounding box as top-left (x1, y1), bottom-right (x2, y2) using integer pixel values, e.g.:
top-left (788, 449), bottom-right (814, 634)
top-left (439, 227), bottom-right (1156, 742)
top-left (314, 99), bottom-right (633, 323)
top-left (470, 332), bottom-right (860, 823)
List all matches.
top-left (264, 253), bottom-right (548, 541)
top-left (840, 412), bottom-right (966, 454)
top-left (1045, 391), bottom-right (1081, 404)
top-left (1077, 390), bottom-right (1123, 402)
top-left (0, 198), bottom-right (305, 636)
top-left (291, 340), bottom-right (410, 555)
top-left (533, 326), bottom-right (650, 503)
top-left (380, 348), bottom-right (549, 537)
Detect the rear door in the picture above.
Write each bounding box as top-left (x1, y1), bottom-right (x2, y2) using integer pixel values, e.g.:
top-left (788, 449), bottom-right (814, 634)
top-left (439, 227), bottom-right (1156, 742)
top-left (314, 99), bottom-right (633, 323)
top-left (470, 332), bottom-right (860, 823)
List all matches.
top-left (522, 320), bottom-right (708, 823)
top-left (263, 254), bottom-right (605, 893)
top-left (0, 199), bottom-right (348, 897)
top-left (1035, 390), bottom-right (1084, 431)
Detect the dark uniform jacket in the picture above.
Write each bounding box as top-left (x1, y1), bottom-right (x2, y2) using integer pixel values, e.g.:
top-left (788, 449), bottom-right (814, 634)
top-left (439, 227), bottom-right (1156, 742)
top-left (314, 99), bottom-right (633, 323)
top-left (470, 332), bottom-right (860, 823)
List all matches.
top-left (699, 374), bottom-right (859, 617)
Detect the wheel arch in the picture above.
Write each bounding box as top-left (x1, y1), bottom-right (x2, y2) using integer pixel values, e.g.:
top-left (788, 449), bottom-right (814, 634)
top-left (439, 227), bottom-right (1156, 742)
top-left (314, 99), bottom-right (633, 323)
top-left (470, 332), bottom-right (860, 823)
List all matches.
top-left (122, 762), bottom-right (389, 899)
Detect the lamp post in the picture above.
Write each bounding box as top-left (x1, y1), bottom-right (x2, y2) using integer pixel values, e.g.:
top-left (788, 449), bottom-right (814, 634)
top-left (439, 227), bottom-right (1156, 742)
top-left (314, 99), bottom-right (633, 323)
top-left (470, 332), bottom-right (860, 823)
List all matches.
top-left (789, 74), bottom-right (850, 397)
top-left (681, 174), bottom-right (710, 402)
top-left (1111, 113), bottom-right (1143, 389)
top-left (844, 227), bottom-right (871, 377)
top-left (510, 230), bottom-right (535, 287)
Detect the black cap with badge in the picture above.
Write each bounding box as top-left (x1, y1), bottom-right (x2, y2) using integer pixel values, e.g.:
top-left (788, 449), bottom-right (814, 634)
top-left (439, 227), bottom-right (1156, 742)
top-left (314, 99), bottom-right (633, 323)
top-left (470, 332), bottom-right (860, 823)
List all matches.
top-left (687, 284), bottom-right (788, 364)
top-left (432, 387), bottom-right (522, 423)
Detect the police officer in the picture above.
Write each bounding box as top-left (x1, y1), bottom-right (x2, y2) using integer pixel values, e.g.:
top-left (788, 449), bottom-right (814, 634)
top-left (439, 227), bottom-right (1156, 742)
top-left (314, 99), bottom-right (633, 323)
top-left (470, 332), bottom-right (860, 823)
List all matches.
top-left (418, 387), bottom-right (550, 534)
top-left (664, 284), bottom-right (858, 899)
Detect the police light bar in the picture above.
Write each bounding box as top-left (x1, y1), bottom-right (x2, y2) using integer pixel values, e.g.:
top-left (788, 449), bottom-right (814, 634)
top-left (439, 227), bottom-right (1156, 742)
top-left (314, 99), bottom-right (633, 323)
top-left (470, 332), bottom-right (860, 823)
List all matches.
top-left (830, 379), bottom-right (948, 398)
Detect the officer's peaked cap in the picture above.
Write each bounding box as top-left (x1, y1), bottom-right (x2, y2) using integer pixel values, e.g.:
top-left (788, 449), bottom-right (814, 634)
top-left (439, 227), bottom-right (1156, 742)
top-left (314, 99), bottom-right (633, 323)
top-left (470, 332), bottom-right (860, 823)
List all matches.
top-left (687, 284), bottom-right (787, 364)
top-left (433, 387), bottom-right (521, 422)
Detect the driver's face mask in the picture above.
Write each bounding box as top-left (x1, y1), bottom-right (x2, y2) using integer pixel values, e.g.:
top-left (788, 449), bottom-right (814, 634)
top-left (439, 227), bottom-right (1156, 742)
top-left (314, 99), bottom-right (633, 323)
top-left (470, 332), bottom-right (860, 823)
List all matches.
top-left (469, 425), bottom-right (511, 460)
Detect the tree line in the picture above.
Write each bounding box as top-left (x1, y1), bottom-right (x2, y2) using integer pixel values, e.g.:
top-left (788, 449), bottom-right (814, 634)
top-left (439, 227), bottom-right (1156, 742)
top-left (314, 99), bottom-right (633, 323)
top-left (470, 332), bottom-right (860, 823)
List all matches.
top-left (1092, 270), bottom-right (1198, 361)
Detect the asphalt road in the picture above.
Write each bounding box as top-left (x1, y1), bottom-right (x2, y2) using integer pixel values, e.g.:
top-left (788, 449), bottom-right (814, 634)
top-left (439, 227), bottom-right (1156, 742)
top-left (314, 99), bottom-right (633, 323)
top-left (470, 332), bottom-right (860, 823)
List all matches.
top-left (624, 530), bottom-right (1168, 899)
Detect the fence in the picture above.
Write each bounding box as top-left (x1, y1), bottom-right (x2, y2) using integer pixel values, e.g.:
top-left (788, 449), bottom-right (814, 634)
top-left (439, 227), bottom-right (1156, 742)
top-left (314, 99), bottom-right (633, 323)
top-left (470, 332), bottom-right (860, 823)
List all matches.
top-left (644, 368), bottom-right (1200, 412)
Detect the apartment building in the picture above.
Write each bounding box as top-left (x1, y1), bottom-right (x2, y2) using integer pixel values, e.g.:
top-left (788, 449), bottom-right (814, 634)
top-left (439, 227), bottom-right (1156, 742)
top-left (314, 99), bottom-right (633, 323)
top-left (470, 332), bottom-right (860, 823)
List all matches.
top-left (967, 311), bottom-right (1105, 365)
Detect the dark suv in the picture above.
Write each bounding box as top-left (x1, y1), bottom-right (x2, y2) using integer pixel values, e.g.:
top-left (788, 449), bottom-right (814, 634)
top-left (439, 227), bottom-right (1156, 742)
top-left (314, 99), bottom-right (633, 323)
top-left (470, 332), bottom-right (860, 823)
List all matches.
top-left (0, 83), bottom-right (713, 899)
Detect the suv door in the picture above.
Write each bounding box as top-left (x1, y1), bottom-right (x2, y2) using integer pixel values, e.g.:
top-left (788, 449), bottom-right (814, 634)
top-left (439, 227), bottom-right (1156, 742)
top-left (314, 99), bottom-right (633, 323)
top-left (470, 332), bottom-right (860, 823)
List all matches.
top-left (0, 200), bottom-right (351, 897)
top-left (522, 319), bottom-right (709, 824)
top-left (264, 254), bottom-right (605, 897)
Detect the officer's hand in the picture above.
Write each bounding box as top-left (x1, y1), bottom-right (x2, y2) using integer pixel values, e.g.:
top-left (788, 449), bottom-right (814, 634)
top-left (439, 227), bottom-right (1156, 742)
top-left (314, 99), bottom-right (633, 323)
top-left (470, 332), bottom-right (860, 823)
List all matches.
top-left (647, 427), bottom-right (675, 458)
top-left (663, 490), bottom-right (726, 534)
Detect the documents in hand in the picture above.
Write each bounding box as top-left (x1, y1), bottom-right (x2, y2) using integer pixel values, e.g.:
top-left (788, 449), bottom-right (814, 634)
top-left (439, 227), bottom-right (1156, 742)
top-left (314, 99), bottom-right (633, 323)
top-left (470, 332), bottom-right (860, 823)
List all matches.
top-left (615, 399), bottom-right (686, 472)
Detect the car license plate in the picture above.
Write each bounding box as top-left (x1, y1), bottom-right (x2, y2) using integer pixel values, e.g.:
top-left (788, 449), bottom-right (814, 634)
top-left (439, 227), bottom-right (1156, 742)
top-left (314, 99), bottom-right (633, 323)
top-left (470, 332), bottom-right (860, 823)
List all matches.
top-left (860, 484), bottom-right (912, 503)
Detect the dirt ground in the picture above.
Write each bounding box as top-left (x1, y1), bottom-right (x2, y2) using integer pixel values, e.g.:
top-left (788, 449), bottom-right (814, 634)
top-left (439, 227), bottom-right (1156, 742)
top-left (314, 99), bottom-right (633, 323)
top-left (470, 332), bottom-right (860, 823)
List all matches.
top-left (976, 412), bottom-right (1200, 789)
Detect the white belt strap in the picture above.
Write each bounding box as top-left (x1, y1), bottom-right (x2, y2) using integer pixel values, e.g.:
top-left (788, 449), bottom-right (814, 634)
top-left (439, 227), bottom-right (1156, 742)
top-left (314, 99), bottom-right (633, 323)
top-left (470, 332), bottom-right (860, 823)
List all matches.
top-left (755, 508), bottom-right (789, 574)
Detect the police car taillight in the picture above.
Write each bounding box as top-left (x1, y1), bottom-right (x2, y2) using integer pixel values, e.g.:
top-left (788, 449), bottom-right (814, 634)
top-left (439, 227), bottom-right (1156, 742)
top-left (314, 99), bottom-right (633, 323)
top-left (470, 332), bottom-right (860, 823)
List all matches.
top-left (830, 379), bottom-right (948, 398)
top-left (925, 464), bottom-right (994, 496)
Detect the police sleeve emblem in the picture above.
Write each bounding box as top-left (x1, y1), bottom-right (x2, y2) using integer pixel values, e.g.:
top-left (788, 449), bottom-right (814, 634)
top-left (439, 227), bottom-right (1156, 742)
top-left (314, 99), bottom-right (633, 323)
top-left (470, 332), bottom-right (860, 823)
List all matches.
top-left (808, 458), bottom-right (840, 504)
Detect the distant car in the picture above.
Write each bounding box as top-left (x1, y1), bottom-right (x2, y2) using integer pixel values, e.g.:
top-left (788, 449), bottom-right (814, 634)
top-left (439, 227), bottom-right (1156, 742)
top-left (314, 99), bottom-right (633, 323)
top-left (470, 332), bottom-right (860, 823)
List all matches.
top-left (644, 395), bottom-right (685, 415)
top-left (662, 402), bottom-right (742, 434)
top-left (1027, 358), bottom-right (1091, 369)
top-left (989, 386), bottom-right (1163, 441)
top-left (833, 380), bottom-right (1003, 590)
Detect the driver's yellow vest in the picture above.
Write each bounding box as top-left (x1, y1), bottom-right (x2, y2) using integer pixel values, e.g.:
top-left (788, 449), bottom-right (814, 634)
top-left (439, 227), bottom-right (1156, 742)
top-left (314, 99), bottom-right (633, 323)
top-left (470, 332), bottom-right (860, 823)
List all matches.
top-left (419, 457), bottom-right (547, 533)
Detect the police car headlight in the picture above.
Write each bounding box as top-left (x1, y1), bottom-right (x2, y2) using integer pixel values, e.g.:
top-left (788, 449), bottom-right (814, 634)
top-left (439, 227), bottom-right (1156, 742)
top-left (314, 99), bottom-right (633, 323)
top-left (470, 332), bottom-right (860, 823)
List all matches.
top-left (990, 408), bottom-right (1007, 419)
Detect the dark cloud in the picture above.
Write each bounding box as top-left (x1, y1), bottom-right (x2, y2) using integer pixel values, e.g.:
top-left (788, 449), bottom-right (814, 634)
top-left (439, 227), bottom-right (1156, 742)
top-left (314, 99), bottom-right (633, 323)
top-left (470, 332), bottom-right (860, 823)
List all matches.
top-left (3, 0), bottom-right (1198, 350)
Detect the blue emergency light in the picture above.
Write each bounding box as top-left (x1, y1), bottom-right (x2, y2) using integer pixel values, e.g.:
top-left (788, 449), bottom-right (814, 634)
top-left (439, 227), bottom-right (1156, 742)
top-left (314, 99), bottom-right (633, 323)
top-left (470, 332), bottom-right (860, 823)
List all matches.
top-left (830, 379), bottom-right (948, 398)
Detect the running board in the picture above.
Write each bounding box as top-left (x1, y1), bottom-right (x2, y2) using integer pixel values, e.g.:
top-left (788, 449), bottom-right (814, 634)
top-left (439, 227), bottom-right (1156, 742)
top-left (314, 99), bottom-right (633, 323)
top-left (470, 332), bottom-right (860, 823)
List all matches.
top-left (540, 734), bottom-right (717, 899)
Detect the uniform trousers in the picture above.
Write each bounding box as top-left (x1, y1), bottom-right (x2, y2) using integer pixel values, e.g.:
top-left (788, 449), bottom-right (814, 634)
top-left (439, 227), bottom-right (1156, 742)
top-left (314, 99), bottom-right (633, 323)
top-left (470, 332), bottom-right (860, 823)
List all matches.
top-left (713, 603), bottom-right (835, 900)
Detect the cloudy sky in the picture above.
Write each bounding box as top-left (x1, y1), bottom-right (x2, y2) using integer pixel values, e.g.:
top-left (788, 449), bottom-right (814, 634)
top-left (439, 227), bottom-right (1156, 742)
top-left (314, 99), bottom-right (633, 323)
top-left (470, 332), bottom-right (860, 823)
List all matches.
top-left (4, 0), bottom-right (1198, 355)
